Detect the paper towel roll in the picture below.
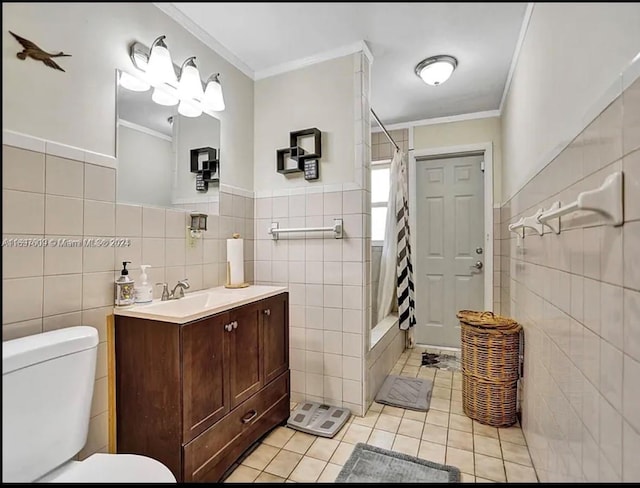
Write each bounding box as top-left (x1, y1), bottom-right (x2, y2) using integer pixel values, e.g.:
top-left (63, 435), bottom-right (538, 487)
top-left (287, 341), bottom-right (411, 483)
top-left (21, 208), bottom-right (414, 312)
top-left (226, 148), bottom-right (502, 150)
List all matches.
top-left (226, 237), bottom-right (245, 285)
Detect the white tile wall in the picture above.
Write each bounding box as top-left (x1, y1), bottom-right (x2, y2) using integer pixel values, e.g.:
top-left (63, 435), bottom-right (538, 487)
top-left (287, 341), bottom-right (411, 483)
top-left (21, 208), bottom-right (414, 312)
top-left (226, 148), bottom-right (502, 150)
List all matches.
top-left (45, 155), bottom-right (84, 198)
top-left (47, 195), bottom-right (84, 235)
top-left (83, 200), bottom-right (115, 237)
top-left (253, 51), bottom-right (371, 415)
top-left (500, 77), bottom-right (640, 481)
top-left (3, 190), bottom-right (45, 234)
top-left (3, 145), bottom-right (45, 193)
top-left (2, 143), bottom-right (255, 462)
top-left (84, 164), bottom-right (115, 202)
top-left (3, 234), bottom-right (44, 279)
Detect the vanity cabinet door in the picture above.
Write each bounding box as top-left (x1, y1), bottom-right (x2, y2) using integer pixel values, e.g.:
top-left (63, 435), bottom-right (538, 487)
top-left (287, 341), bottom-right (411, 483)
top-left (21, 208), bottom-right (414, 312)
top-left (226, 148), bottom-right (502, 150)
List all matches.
top-left (182, 313), bottom-right (230, 442)
top-left (228, 302), bottom-right (262, 408)
top-left (261, 293), bottom-right (289, 385)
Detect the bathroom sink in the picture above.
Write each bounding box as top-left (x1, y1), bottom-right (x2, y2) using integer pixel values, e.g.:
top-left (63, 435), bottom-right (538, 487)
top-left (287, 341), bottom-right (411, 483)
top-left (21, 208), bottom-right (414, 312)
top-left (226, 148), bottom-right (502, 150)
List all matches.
top-left (112, 285), bottom-right (288, 324)
top-left (135, 292), bottom-right (231, 315)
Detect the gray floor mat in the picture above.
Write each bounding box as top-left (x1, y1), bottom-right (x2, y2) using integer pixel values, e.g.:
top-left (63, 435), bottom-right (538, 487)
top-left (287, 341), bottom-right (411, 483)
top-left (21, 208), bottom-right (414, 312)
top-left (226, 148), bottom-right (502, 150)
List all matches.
top-left (374, 374), bottom-right (433, 411)
top-left (287, 401), bottom-right (350, 438)
top-left (336, 443), bottom-right (460, 482)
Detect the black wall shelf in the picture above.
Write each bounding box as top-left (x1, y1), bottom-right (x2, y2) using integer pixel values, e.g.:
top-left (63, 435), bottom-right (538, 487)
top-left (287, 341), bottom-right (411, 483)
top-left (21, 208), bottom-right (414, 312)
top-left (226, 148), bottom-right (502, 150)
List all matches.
top-left (276, 146), bottom-right (305, 174)
top-left (191, 146), bottom-right (220, 192)
top-left (277, 128), bottom-right (322, 179)
top-left (289, 128), bottom-right (321, 158)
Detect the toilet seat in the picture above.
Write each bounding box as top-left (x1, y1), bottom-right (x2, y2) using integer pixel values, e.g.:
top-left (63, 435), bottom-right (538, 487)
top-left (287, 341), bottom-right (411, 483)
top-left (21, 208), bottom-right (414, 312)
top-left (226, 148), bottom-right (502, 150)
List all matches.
top-left (37, 453), bottom-right (176, 483)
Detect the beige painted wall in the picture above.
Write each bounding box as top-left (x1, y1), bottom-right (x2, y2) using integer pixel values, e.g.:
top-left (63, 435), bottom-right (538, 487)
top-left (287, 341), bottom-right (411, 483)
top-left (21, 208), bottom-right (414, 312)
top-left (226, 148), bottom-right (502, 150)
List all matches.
top-left (413, 116), bottom-right (502, 203)
top-left (501, 2), bottom-right (640, 202)
top-left (2, 2), bottom-right (254, 190)
top-left (254, 55), bottom-right (355, 191)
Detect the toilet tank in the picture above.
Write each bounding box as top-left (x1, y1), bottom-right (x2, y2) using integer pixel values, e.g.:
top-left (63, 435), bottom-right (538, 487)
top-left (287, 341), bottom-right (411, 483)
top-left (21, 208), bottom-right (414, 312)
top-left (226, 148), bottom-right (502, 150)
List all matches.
top-left (2, 326), bottom-right (99, 482)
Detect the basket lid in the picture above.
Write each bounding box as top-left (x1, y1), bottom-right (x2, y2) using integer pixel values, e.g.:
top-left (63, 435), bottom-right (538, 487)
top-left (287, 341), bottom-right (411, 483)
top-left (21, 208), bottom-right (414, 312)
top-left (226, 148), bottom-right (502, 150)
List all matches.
top-left (456, 310), bottom-right (519, 330)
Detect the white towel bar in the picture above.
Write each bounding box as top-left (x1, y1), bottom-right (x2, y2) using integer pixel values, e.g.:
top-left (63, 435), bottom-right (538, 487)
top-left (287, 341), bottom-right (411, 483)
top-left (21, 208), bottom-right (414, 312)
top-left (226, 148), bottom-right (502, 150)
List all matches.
top-left (269, 218), bottom-right (343, 240)
top-left (537, 171), bottom-right (623, 232)
top-left (508, 210), bottom-right (544, 237)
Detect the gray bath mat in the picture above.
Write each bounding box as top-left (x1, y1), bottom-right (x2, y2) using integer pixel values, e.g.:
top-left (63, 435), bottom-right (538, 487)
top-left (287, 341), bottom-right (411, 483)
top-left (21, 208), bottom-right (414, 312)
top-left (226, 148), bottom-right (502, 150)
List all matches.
top-left (375, 374), bottom-right (433, 411)
top-left (336, 443), bottom-right (460, 483)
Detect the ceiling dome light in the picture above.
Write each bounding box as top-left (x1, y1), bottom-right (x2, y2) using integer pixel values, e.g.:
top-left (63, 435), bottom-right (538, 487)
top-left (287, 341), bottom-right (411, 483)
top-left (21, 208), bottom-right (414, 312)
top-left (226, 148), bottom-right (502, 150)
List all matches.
top-left (203, 74), bottom-right (225, 112)
top-left (415, 55), bottom-right (458, 86)
top-left (178, 56), bottom-right (204, 100)
top-left (146, 35), bottom-right (177, 85)
top-left (118, 71), bottom-right (150, 92)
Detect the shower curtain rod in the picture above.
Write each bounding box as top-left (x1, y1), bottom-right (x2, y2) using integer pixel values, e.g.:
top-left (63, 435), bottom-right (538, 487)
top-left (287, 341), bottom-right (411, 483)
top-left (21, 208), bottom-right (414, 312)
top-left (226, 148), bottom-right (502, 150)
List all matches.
top-left (370, 108), bottom-right (400, 152)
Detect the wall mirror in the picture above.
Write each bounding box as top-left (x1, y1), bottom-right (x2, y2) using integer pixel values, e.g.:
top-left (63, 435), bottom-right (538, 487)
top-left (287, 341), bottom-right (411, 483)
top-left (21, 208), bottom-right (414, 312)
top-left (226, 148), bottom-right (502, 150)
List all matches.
top-left (115, 69), bottom-right (221, 212)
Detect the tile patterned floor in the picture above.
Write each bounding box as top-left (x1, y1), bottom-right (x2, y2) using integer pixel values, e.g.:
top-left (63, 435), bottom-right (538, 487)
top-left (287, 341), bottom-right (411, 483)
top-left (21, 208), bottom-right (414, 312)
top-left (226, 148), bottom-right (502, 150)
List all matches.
top-left (223, 348), bottom-right (538, 483)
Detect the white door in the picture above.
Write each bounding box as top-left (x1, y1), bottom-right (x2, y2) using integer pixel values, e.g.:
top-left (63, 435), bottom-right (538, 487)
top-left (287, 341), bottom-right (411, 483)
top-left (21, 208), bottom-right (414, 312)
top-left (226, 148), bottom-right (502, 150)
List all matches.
top-left (415, 154), bottom-right (485, 348)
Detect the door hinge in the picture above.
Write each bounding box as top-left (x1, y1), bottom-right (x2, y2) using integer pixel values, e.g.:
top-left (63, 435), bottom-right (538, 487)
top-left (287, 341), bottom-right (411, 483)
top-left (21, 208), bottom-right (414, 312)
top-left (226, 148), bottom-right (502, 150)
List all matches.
top-left (480, 161), bottom-right (485, 173)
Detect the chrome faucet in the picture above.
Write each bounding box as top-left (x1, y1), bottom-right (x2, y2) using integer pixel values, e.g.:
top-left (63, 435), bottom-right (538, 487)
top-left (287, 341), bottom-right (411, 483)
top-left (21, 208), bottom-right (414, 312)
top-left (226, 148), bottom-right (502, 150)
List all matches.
top-left (156, 282), bottom-right (170, 301)
top-left (156, 279), bottom-right (190, 301)
top-left (171, 279), bottom-right (190, 299)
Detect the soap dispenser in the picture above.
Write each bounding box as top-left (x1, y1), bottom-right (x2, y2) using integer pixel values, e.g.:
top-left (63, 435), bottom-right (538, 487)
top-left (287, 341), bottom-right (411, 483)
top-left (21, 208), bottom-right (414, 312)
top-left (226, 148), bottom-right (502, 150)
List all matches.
top-left (134, 265), bottom-right (153, 304)
top-left (115, 261), bottom-right (135, 306)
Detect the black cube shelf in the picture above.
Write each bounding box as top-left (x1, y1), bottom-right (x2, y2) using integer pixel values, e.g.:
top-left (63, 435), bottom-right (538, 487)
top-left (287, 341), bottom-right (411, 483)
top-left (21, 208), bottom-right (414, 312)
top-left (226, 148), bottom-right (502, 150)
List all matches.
top-left (190, 146), bottom-right (219, 188)
top-left (277, 128), bottom-right (322, 177)
top-left (289, 128), bottom-right (322, 158)
top-left (190, 147), bottom-right (217, 173)
top-left (277, 146), bottom-right (306, 174)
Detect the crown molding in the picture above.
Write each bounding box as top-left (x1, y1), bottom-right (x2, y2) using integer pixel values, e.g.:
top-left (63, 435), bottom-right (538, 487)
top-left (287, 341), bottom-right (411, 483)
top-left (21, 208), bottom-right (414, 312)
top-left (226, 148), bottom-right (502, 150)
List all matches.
top-left (371, 109), bottom-right (501, 132)
top-left (153, 3), bottom-right (255, 80)
top-left (254, 40), bottom-right (373, 80)
top-left (499, 2), bottom-right (534, 113)
top-left (118, 119), bottom-right (173, 142)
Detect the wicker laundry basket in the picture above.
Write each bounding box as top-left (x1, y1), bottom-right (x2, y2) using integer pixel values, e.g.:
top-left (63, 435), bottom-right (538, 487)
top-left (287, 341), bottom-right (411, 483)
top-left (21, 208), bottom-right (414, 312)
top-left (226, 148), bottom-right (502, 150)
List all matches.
top-left (457, 310), bottom-right (522, 427)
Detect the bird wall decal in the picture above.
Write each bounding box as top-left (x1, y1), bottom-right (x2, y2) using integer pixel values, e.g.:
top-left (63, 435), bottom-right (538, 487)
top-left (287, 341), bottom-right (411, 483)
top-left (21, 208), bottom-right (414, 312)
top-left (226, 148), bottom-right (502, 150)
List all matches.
top-left (9, 31), bottom-right (71, 72)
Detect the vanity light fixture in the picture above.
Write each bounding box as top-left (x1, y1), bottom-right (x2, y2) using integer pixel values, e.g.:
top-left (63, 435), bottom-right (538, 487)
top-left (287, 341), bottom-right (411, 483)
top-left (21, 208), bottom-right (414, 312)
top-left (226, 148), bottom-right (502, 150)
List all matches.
top-left (178, 56), bottom-right (204, 100)
top-left (126, 36), bottom-right (226, 116)
top-left (177, 56), bottom-right (204, 117)
top-left (178, 98), bottom-right (203, 118)
top-left (203, 74), bottom-right (225, 112)
top-left (415, 55), bottom-right (458, 86)
top-left (146, 35), bottom-right (177, 85)
top-left (118, 71), bottom-right (150, 92)
top-left (151, 84), bottom-right (179, 106)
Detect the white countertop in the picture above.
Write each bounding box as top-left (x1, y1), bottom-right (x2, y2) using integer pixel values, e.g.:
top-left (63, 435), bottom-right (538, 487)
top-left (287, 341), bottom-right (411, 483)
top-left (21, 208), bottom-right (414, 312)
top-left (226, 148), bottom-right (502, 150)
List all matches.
top-left (113, 285), bottom-right (288, 324)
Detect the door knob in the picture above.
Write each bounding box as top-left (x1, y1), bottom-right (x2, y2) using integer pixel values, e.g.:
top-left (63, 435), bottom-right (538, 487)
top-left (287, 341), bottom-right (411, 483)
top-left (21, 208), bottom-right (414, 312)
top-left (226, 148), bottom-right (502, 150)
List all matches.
top-left (472, 261), bottom-right (483, 270)
top-left (476, 247), bottom-right (483, 255)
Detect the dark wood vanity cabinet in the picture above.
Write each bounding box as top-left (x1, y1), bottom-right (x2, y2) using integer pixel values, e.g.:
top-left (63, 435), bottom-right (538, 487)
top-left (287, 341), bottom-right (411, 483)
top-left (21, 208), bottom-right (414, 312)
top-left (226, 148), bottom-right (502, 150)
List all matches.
top-left (262, 293), bottom-right (289, 384)
top-left (227, 302), bottom-right (263, 408)
top-left (114, 292), bottom-right (290, 482)
top-left (182, 313), bottom-right (229, 441)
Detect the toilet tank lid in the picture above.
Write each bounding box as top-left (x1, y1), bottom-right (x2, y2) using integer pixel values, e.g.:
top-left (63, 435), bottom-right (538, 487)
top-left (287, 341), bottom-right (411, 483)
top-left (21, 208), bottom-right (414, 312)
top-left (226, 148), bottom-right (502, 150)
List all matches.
top-left (3, 326), bottom-right (99, 375)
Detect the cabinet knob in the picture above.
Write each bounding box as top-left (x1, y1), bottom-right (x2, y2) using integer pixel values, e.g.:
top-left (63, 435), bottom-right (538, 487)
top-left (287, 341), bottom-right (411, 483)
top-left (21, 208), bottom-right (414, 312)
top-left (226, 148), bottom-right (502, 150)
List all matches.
top-left (263, 309), bottom-right (271, 316)
top-left (224, 323), bottom-right (232, 332)
top-left (232, 321), bottom-right (238, 329)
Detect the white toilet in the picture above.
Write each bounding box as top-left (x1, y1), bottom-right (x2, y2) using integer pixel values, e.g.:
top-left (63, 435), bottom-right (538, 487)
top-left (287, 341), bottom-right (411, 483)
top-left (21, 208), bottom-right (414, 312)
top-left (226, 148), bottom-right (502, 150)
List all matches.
top-left (2, 326), bottom-right (176, 483)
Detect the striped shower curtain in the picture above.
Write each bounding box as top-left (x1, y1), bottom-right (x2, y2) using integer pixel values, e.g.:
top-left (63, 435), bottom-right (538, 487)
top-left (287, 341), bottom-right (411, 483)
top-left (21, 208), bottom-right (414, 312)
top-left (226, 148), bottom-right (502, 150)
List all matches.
top-left (395, 149), bottom-right (416, 335)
